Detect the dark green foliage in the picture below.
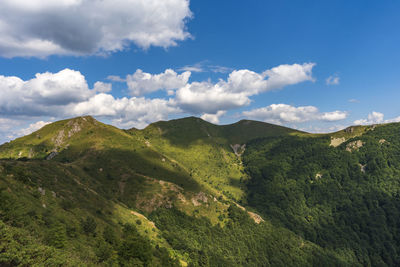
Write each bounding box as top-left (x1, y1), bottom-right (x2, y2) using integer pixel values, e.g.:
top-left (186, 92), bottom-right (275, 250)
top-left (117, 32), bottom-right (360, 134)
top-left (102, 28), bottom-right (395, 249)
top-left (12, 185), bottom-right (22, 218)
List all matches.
top-left (0, 219), bottom-right (76, 266)
top-left (81, 216), bottom-right (97, 236)
top-left (95, 238), bottom-right (114, 263)
top-left (1, 116), bottom-right (400, 266)
top-left (0, 188), bottom-right (27, 227)
top-left (118, 223), bottom-right (153, 266)
top-left (103, 225), bottom-right (118, 245)
top-left (243, 123), bottom-right (400, 266)
top-left (47, 222), bottom-right (67, 248)
top-left (227, 205), bottom-right (248, 222)
top-left (150, 208), bottom-right (345, 266)
top-left (66, 224), bottom-right (78, 238)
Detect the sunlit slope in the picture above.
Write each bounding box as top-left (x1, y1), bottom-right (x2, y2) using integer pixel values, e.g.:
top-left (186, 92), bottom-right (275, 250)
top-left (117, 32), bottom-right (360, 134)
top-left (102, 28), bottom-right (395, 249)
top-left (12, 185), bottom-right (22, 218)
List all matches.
top-left (134, 117), bottom-right (301, 201)
top-left (0, 116), bottom-right (201, 191)
top-left (0, 155), bottom-right (352, 266)
top-left (0, 116), bottom-right (352, 266)
top-left (0, 116), bottom-right (133, 159)
top-left (1, 116), bottom-right (386, 265)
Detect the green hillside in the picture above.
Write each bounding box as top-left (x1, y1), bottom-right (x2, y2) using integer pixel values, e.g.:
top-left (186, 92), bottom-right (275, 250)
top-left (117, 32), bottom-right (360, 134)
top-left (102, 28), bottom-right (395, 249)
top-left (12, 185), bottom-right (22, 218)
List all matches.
top-left (243, 122), bottom-right (400, 266)
top-left (1, 116), bottom-right (400, 266)
top-left (137, 117), bottom-right (300, 201)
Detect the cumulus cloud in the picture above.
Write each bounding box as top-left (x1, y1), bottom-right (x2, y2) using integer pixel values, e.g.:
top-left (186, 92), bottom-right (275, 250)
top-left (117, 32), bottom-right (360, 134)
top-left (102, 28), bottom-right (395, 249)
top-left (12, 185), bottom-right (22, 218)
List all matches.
top-left (0, 69), bottom-right (180, 129)
top-left (0, 118), bottom-right (52, 143)
top-left (326, 75), bottom-right (340, 85)
top-left (0, 63), bottom-right (321, 142)
top-left (175, 63), bottom-right (315, 114)
top-left (200, 110), bottom-right (226, 124)
top-left (93, 82), bottom-right (112, 93)
top-left (0, 69), bottom-right (94, 115)
top-left (262, 63), bottom-right (315, 90)
top-left (68, 93), bottom-right (179, 128)
top-left (354, 111), bottom-right (384, 125)
top-left (299, 124), bottom-right (348, 134)
top-left (354, 112), bottom-right (400, 125)
top-left (112, 63), bottom-right (315, 115)
top-left (388, 117), bottom-right (400, 123)
top-left (242, 104), bottom-right (347, 125)
top-left (127, 69), bottom-right (191, 96)
top-left (0, 0), bottom-right (192, 57)
top-left (17, 120), bottom-right (52, 136)
top-left (176, 81), bottom-right (251, 114)
top-left (319, 111), bottom-right (348, 121)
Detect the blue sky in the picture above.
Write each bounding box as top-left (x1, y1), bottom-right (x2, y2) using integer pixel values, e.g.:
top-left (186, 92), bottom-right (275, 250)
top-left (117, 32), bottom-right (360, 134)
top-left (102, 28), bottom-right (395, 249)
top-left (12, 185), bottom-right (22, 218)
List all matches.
top-left (0, 0), bottom-right (399, 143)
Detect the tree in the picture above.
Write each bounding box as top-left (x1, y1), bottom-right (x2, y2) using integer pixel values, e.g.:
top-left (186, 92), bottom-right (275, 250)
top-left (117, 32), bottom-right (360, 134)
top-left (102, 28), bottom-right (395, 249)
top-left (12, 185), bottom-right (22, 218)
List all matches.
top-left (48, 222), bottom-right (67, 248)
top-left (118, 223), bottom-right (153, 266)
top-left (103, 225), bottom-right (117, 245)
top-left (81, 216), bottom-right (97, 236)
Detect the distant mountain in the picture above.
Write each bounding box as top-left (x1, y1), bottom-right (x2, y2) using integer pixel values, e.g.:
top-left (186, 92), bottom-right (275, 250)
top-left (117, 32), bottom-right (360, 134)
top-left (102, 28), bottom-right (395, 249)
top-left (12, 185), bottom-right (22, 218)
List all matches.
top-left (1, 116), bottom-right (399, 266)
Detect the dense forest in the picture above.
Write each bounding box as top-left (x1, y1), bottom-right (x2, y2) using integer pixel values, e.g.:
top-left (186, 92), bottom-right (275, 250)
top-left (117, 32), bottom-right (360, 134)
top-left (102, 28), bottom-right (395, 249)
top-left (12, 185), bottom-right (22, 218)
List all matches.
top-left (244, 123), bottom-right (400, 266)
top-left (1, 116), bottom-right (400, 266)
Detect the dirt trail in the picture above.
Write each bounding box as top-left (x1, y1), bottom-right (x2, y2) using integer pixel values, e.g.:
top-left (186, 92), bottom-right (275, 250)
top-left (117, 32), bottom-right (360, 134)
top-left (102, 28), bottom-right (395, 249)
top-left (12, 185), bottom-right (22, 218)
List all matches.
top-left (235, 203), bottom-right (264, 224)
top-left (130, 210), bottom-right (156, 228)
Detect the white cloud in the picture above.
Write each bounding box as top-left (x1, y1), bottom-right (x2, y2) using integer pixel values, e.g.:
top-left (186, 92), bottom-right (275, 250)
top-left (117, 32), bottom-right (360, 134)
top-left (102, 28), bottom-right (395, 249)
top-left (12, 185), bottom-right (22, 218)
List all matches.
top-left (93, 82), bottom-right (112, 93)
top-left (262, 63), bottom-right (316, 90)
top-left (176, 81), bottom-right (251, 114)
top-left (388, 116), bottom-right (400, 123)
top-left (226, 69), bottom-right (268, 94)
top-left (326, 75), bottom-right (340, 85)
top-left (354, 112), bottom-right (400, 125)
top-left (0, 0), bottom-right (192, 57)
top-left (68, 93), bottom-right (180, 129)
top-left (178, 63), bottom-right (205, 73)
top-left (299, 124), bottom-right (348, 134)
top-left (319, 111), bottom-right (348, 121)
top-left (175, 63), bottom-right (316, 114)
top-left (123, 63), bottom-right (315, 115)
top-left (127, 69), bottom-right (191, 96)
top-left (17, 120), bottom-right (51, 136)
top-left (354, 111), bottom-right (384, 125)
top-left (177, 62), bottom-right (233, 73)
top-left (0, 69), bottom-right (94, 115)
top-left (0, 63), bottom-right (320, 142)
top-left (106, 75), bottom-right (126, 83)
top-left (200, 110), bottom-right (226, 124)
top-left (0, 118), bottom-right (53, 144)
top-left (242, 104), bottom-right (347, 124)
top-left (0, 69), bottom-right (180, 130)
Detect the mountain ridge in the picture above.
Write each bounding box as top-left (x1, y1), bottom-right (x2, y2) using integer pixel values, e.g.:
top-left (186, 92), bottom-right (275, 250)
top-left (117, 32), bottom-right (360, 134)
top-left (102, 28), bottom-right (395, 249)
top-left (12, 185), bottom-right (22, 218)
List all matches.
top-left (1, 116), bottom-right (400, 266)
top-left (2, 115), bottom-right (396, 150)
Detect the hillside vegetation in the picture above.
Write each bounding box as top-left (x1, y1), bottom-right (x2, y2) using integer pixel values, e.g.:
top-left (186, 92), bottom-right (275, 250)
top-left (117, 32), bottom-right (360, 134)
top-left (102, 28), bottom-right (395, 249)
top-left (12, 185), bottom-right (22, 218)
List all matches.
top-left (0, 116), bottom-right (399, 266)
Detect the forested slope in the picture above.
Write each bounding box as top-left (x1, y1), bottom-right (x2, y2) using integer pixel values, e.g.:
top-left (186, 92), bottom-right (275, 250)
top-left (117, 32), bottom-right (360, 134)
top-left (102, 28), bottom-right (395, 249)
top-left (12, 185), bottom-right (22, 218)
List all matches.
top-left (0, 116), bottom-right (399, 266)
top-left (243, 122), bottom-right (400, 266)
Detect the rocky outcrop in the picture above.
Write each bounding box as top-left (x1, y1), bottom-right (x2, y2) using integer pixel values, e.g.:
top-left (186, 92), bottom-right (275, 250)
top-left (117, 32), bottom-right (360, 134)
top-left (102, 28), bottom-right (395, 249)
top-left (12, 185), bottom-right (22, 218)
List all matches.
top-left (230, 144), bottom-right (246, 156)
top-left (330, 137), bottom-right (346, 147)
top-left (346, 140), bottom-right (363, 152)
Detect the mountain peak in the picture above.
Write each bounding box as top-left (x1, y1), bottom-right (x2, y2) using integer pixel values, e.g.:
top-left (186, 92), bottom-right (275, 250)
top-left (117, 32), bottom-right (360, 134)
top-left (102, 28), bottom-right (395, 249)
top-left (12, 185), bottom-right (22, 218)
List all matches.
top-left (0, 115), bottom-right (112, 159)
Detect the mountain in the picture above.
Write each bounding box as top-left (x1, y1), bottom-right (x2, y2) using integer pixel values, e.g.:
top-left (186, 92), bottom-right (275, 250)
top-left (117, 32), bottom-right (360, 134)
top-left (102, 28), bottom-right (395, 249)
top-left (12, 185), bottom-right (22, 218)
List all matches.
top-left (0, 116), bottom-right (400, 266)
